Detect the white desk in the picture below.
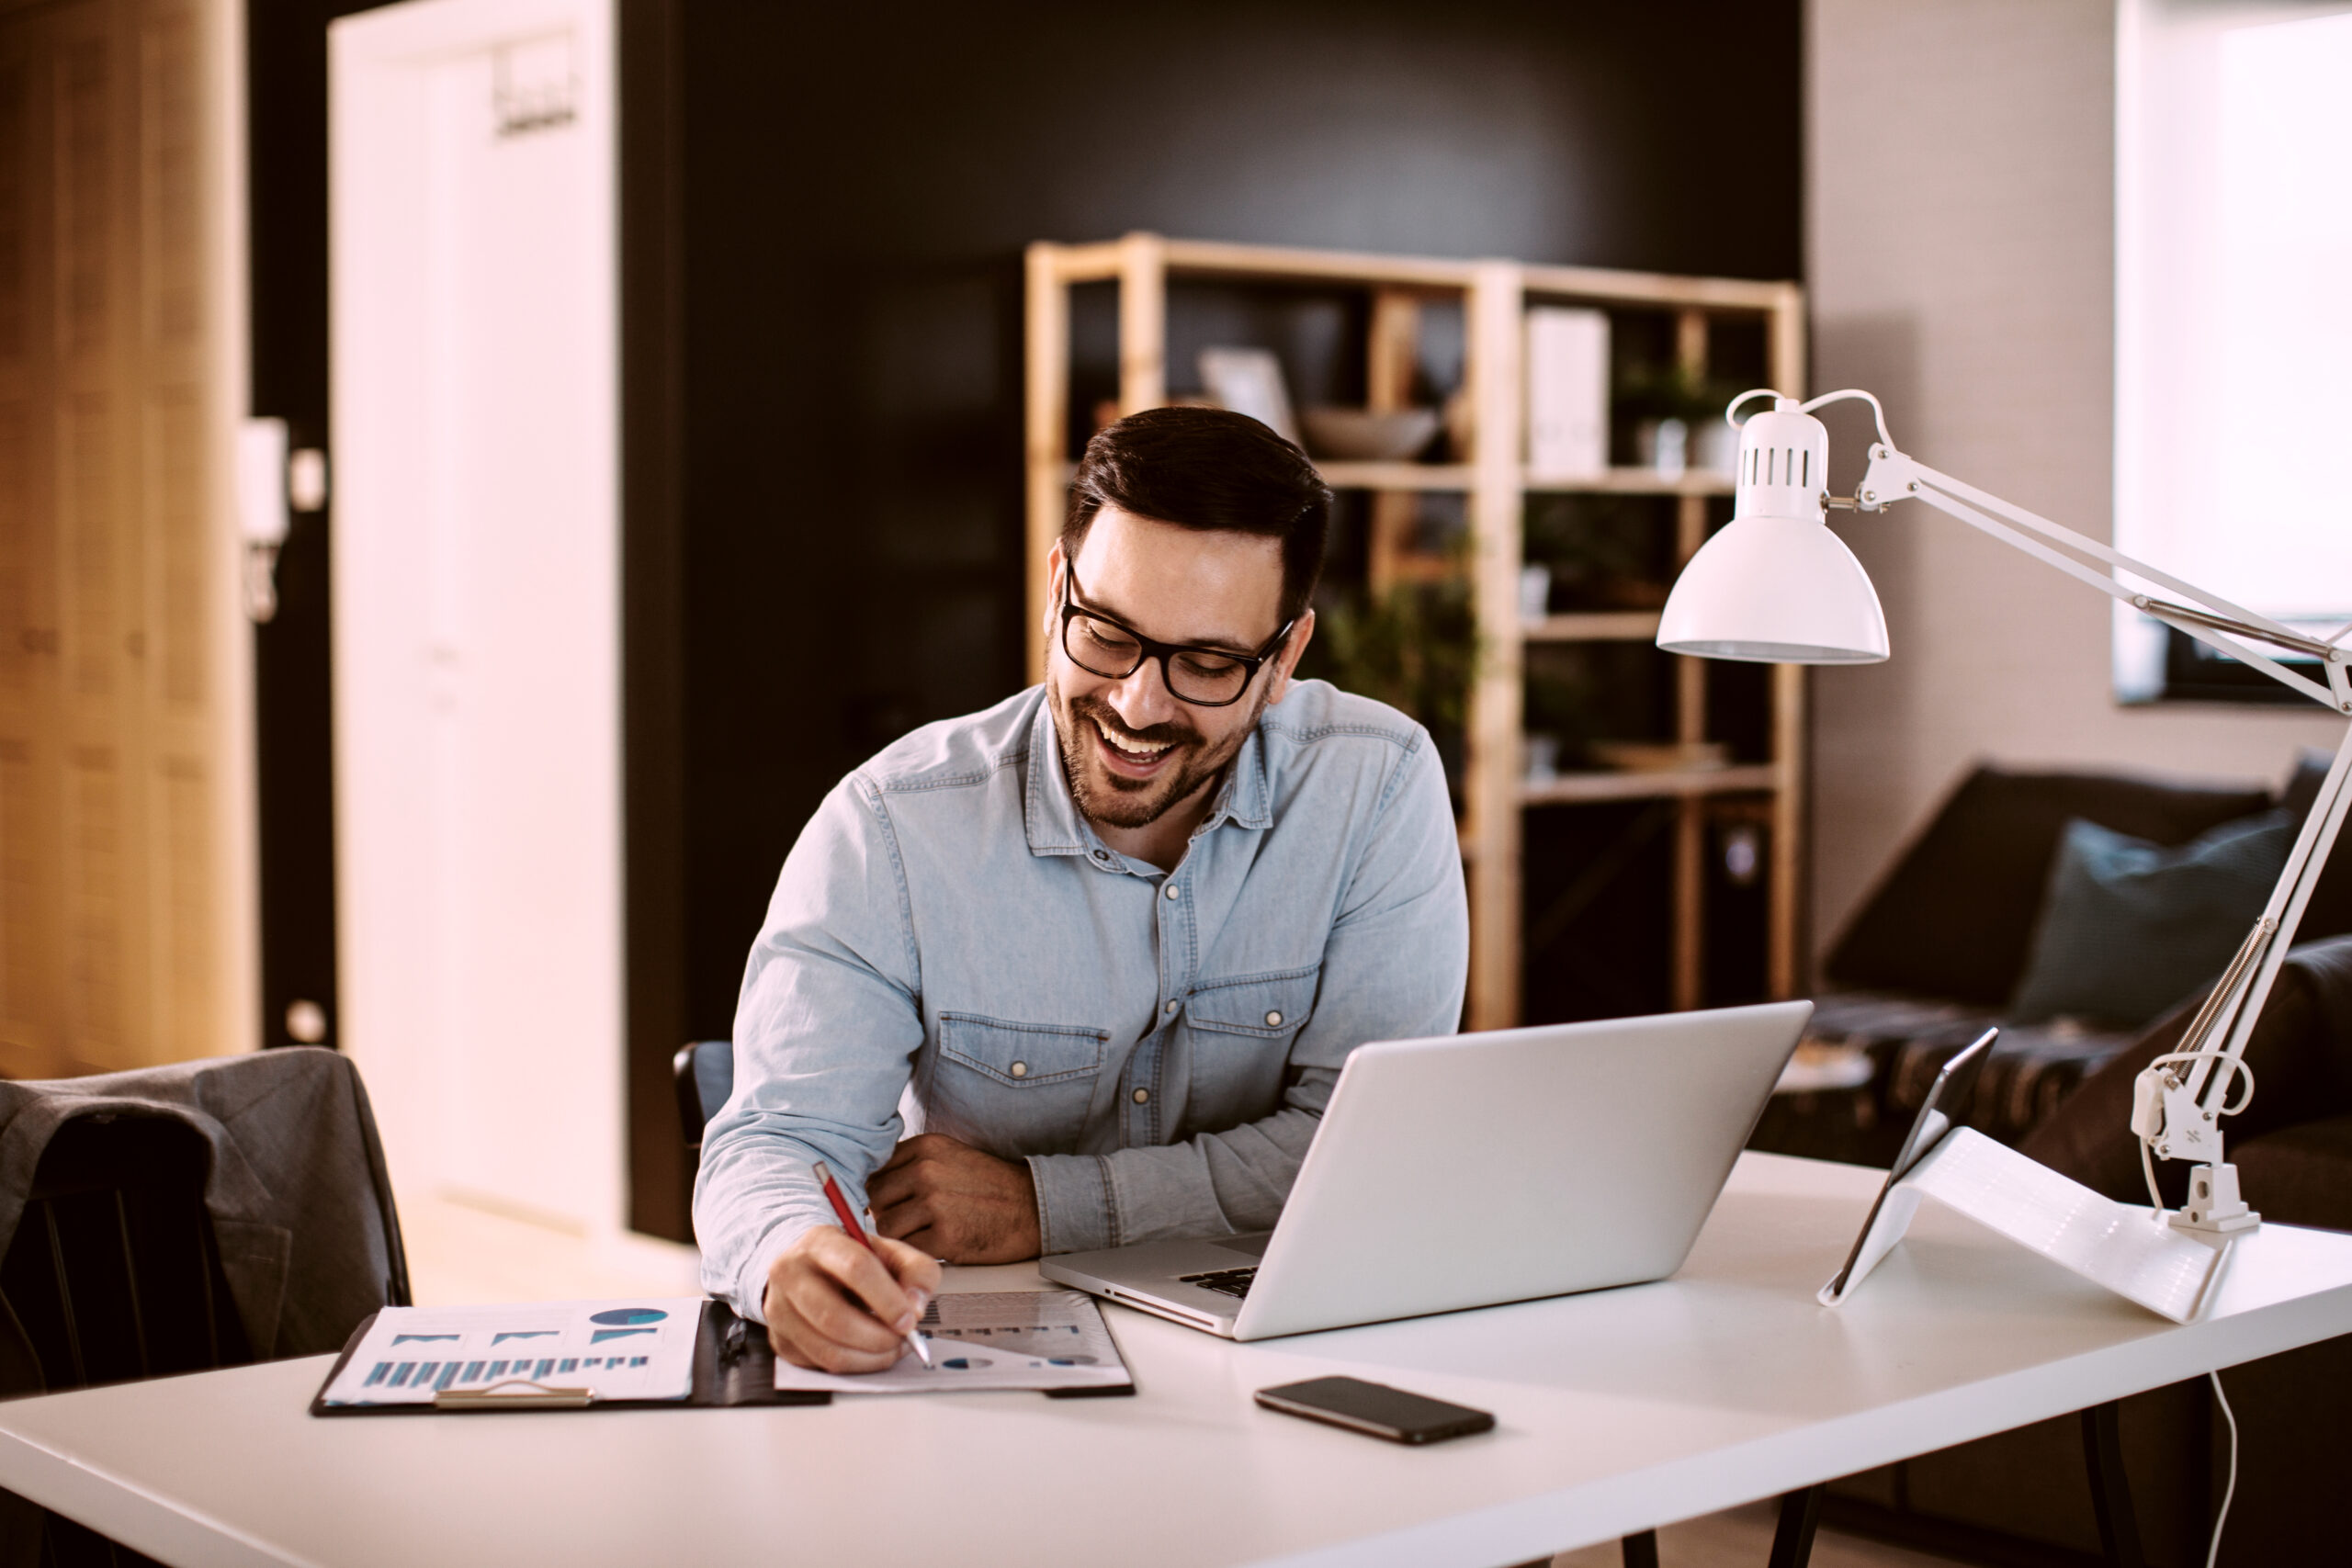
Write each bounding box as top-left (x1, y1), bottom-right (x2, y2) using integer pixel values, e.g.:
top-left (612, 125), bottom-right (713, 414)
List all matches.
top-left (3, 1153), bottom-right (2349, 1568)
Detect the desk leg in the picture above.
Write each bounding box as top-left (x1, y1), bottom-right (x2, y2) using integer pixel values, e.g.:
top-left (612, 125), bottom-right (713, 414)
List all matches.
top-left (1766, 1484), bottom-right (1823, 1568)
top-left (1620, 1529), bottom-right (1658, 1567)
top-left (2081, 1401), bottom-right (2147, 1568)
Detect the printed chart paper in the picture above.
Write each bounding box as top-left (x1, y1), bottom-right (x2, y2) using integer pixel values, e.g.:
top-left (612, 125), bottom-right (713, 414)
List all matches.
top-left (320, 1298), bottom-right (702, 1406)
top-left (772, 1289), bottom-right (1130, 1395)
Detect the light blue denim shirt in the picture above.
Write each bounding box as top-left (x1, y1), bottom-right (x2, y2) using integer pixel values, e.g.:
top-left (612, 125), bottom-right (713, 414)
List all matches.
top-left (693, 679), bottom-right (1468, 1320)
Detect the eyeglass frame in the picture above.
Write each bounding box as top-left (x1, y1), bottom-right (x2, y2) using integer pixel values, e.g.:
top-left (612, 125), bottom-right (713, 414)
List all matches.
top-left (1056, 562), bottom-right (1298, 708)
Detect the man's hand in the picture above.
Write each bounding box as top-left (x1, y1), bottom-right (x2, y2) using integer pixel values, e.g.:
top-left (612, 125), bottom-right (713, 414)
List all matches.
top-left (869, 1133), bottom-right (1042, 1263)
top-left (763, 1225), bottom-right (941, 1373)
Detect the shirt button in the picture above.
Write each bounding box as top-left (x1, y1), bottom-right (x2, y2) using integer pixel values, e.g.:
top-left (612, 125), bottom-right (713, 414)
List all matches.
top-left (1132, 1088), bottom-right (1150, 1104)
top-left (1165, 1000), bottom-right (1179, 1014)
top-left (1163, 883), bottom-right (1180, 900)
top-left (1009, 1061), bottom-right (1027, 1078)
top-left (1265, 1010), bottom-right (1283, 1027)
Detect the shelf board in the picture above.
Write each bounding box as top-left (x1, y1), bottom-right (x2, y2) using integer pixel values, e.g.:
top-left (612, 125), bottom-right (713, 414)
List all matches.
top-left (1160, 237), bottom-right (1481, 290)
top-left (1313, 460), bottom-right (1473, 491)
top-left (1520, 763), bottom-right (1779, 805)
top-left (1039, 237), bottom-right (1800, 313)
top-left (1524, 612), bottom-right (1661, 643)
top-left (1524, 468), bottom-right (1735, 496)
top-left (1310, 463), bottom-right (1735, 496)
top-left (1520, 262), bottom-right (1796, 314)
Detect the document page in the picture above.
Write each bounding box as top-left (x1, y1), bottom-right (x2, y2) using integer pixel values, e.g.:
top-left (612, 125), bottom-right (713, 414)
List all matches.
top-left (319, 1298), bottom-right (703, 1406)
top-left (771, 1289), bottom-right (1131, 1394)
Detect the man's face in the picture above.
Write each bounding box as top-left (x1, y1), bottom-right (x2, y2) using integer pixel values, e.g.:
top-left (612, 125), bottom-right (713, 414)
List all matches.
top-left (1045, 507), bottom-right (1311, 833)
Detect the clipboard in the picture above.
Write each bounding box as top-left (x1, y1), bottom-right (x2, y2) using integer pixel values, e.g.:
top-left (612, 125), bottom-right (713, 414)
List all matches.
top-left (310, 1295), bottom-right (1139, 1414)
top-left (310, 1299), bottom-right (831, 1415)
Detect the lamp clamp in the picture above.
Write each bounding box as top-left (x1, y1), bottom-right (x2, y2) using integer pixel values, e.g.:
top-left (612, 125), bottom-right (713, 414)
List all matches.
top-left (2132, 1067), bottom-right (2224, 1163)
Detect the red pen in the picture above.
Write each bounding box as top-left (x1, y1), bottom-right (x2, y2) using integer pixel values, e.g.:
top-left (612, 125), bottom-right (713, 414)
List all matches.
top-left (811, 1160), bottom-right (933, 1368)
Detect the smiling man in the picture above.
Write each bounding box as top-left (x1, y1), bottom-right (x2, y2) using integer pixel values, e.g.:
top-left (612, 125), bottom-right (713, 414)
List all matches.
top-left (695, 407), bottom-right (1470, 1372)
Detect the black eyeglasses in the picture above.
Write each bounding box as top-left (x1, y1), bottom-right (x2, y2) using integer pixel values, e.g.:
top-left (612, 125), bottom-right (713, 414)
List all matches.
top-left (1058, 565), bottom-right (1295, 708)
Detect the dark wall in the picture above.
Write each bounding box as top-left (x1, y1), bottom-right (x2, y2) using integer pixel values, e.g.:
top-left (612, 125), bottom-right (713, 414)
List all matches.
top-left (674, 0), bottom-right (1805, 1048)
top-left (248, 0), bottom-right (1802, 1240)
top-left (247, 0), bottom-right (386, 1058)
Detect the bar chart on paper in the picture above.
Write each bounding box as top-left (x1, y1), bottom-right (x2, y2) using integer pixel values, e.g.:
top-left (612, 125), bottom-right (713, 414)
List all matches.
top-left (770, 1291), bottom-right (1133, 1395)
top-left (321, 1299), bottom-right (702, 1406)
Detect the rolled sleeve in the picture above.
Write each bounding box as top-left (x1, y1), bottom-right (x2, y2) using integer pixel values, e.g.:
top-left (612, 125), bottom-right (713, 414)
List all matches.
top-left (1026, 1152), bottom-right (1116, 1255)
top-left (692, 776), bottom-right (923, 1320)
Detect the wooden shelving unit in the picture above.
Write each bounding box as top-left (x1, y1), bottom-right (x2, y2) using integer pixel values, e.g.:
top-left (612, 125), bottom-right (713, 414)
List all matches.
top-left (1024, 233), bottom-right (1806, 1030)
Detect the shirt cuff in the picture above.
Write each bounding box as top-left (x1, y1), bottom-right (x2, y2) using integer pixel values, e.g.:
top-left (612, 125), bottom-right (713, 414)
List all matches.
top-left (1027, 1153), bottom-right (1115, 1255)
top-left (732, 1216), bottom-right (809, 1325)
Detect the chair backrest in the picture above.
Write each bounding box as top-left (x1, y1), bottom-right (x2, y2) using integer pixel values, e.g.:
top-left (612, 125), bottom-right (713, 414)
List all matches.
top-left (0, 1112), bottom-right (253, 1396)
top-left (0, 1066), bottom-right (410, 1567)
top-left (673, 1041), bottom-right (735, 1151)
top-left (0, 1117), bottom-right (246, 1562)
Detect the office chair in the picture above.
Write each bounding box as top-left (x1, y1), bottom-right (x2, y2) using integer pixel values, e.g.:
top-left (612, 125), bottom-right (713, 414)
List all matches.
top-left (673, 1041), bottom-right (735, 1150)
top-left (0, 1114), bottom-right (253, 1568)
top-left (0, 1052), bottom-right (412, 1568)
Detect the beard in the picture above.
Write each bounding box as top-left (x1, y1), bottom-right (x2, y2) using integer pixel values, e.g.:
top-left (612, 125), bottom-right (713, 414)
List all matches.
top-left (1050, 680), bottom-right (1268, 831)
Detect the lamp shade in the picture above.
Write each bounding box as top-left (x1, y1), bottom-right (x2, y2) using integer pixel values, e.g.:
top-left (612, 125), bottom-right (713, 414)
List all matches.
top-left (1656, 400), bottom-right (1890, 664)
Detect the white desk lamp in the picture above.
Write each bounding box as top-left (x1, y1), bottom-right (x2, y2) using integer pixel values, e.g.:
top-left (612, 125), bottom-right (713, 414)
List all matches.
top-left (1659, 389), bottom-right (2352, 1237)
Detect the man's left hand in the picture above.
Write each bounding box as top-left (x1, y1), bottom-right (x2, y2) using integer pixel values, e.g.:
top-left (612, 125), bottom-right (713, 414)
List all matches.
top-left (870, 1133), bottom-right (1042, 1263)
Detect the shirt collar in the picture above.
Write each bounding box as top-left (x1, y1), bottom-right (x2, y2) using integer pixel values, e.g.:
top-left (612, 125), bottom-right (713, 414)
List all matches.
top-left (1023, 694), bottom-right (1274, 859)
top-left (1198, 722), bottom-right (1272, 832)
top-left (1023, 695), bottom-right (1091, 856)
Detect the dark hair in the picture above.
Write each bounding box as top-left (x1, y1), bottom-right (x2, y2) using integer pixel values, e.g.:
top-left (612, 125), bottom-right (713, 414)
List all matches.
top-left (1063, 406), bottom-right (1332, 626)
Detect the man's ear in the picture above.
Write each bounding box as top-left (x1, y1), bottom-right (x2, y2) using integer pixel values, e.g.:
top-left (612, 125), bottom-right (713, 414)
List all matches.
top-left (1041, 541), bottom-right (1066, 655)
top-left (1261, 608), bottom-right (1316, 707)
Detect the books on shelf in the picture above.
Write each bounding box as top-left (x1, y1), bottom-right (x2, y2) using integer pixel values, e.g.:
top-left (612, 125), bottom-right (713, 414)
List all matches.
top-left (1525, 306), bottom-right (1609, 480)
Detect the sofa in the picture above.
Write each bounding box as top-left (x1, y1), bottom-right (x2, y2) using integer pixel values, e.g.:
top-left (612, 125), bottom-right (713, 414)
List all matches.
top-left (1770, 757), bottom-right (2352, 1566)
top-left (1756, 756), bottom-right (2352, 1167)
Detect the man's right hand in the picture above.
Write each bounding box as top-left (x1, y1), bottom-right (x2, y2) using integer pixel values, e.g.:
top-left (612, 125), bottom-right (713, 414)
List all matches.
top-left (762, 1225), bottom-right (944, 1373)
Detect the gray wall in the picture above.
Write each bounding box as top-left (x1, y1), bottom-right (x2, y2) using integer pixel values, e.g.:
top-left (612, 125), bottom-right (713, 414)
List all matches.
top-left (1804, 0), bottom-right (2341, 959)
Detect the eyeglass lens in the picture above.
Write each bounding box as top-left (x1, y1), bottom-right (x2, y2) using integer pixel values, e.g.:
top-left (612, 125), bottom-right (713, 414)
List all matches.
top-left (1064, 613), bottom-right (1251, 705)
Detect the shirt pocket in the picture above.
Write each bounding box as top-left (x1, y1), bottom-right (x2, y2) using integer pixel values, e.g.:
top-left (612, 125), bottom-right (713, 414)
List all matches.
top-left (928, 1012), bottom-right (1109, 1156)
top-left (1186, 964), bottom-right (1321, 1041)
top-left (1179, 964), bottom-right (1321, 1137)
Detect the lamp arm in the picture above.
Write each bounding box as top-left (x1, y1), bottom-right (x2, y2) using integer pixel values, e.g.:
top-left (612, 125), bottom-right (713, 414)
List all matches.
top-left (1907, 475), bottom-right (2342, 710)
top-left (1847, 435), bottom-right (2352, 1215)
top-left (1858, 446), bottom-right (2351, 714)
top-left (2198, 726), bottom-right (2352, 1100)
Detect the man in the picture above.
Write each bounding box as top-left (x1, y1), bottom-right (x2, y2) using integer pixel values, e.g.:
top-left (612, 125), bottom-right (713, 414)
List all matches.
top-left (695, 407), bottom-right (1469, 1372)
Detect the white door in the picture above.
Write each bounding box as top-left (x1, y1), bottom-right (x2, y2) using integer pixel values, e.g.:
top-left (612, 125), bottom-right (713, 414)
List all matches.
top-left (330, 0), bottom-right (622, 1235)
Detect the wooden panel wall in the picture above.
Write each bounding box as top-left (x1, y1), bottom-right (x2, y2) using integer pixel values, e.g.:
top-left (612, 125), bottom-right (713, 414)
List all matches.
top-left (0, 0), bottom-right (237, 1078)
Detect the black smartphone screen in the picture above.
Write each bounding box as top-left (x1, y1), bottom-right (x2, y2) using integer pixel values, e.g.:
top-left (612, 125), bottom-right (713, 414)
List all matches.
top-left (1253, 1376), bottom-right (1495, 1445)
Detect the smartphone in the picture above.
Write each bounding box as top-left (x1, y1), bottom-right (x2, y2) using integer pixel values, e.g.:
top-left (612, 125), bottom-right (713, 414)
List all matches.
top-left (1253, 1376), bottom-right (1495, 1445)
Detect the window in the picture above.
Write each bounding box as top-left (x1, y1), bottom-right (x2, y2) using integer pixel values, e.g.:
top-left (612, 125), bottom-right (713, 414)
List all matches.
top-left (2115, 0), bottom-right (2352, 702)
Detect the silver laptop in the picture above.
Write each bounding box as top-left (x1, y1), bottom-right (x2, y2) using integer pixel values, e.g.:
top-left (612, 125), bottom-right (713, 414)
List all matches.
top-left (1039, 1000), bottom-right (1811, 1340)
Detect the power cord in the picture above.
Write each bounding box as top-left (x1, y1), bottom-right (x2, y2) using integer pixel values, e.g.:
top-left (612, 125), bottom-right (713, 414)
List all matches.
top-left (2141, 1139), bottom-right (2169, 1222)
top-left (2207, 1370), bottom-right (2237, 1568)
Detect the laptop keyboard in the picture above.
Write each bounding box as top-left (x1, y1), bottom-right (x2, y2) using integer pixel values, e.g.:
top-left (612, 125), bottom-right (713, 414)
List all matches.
top-left (1178, 1267), bottom-right (1256, 1299)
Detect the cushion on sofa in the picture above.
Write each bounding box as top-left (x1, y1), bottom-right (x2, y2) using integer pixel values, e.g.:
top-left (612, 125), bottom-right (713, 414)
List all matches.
top-left (2018, 933), bottom-right (2352, 1208)
top-left (1804, 991), bottom-right (2135, 1148)
top-left (2233, 1117), bottom-right (2352, 1232)
top-left (2007, 810), bottom-right (2293, 1028)
top-left (1824, 766), bottom-right (2274, 1005)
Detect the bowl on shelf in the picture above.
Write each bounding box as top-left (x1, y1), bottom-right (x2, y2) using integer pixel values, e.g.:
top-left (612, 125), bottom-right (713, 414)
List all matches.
top-left (1299, 406), bottom-right (1442, 462)
top-left (1587, 739), bottom-right (1730, 774)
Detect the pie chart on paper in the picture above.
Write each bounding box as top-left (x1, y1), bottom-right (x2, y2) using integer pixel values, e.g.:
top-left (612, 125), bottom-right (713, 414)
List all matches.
top-left (588, 1308), bottom-right (669, 1326)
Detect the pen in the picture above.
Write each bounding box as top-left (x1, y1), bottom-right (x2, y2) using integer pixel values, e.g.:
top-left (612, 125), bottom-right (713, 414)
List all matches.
top-left (810, 1160), bottom-right (933, 1368)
